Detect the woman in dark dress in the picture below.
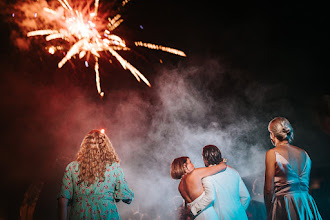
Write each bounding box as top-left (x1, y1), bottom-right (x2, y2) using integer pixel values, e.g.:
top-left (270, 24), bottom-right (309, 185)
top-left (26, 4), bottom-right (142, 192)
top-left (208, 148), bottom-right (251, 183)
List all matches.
top-left (264, 117), bottom-right (322, 219)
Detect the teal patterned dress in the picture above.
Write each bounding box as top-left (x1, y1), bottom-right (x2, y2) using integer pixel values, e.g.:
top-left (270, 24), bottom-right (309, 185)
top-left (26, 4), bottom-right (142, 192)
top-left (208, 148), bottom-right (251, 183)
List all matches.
top-left (58, 161), bottom-right (134, 220)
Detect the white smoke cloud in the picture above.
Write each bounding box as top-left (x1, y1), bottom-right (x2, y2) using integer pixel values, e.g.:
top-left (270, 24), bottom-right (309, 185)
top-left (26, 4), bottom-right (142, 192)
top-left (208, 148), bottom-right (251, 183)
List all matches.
top-left (103, 60), bottom-right (270, 218)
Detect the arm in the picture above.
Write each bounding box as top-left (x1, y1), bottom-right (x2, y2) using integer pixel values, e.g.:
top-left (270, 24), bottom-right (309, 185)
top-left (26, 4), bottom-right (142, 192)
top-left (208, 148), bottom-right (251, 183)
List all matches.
top-left (264, 149), bottom-right (275, 214)
top-left (57, 163), bottom-right (73, 220)
top-left (193, 162), bottom-right (227, 179)
top-left (189, 177), bottom-right (215, 216)
top-left (114, 164), bottom-right (134, 204)
top-left (58, 198), bottom-right (68, 220)
top-left (238, 177), bottom-right (251, 210)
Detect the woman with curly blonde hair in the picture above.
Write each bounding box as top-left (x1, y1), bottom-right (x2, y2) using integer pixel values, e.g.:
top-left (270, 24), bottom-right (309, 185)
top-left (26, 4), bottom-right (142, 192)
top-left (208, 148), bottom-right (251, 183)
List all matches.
top-left (58, 129), bottom-right (134, 220)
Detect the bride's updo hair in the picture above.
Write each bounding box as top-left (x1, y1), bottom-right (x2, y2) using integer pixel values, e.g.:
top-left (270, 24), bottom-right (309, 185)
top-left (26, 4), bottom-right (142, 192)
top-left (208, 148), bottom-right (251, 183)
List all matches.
top-left (268, 117), bottom-right (294, 143)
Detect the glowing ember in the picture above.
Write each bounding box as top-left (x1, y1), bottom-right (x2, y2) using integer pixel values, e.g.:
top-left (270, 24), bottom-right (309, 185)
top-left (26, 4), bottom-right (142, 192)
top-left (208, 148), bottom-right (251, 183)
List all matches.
top-left (26, 0), bottom-right (186, 95)
top-left (48, 46), bottom-right (56, 54)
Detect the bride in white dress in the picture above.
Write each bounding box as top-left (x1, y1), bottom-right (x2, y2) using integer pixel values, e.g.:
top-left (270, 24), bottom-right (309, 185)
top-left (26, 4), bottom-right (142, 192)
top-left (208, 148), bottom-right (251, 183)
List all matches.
top-left (171, 156), bottom-right (227, 219)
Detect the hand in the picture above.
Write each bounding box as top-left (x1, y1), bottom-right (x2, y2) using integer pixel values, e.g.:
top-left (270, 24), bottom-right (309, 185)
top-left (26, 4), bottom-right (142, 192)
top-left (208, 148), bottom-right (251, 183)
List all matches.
top-left (185, 206), bottom-right (194, 220)
top-left (186, 205), bottom-right (191, 214)
top-left (122, 199), bottom-right (132, 204)
top-left (187, 214), bottom-right (194, 220)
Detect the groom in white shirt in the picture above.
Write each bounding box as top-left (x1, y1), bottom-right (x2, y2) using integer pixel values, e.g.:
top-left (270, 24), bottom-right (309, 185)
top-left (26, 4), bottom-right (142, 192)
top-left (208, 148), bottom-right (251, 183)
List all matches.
top-left (190, 145), bottom-right (251, 220)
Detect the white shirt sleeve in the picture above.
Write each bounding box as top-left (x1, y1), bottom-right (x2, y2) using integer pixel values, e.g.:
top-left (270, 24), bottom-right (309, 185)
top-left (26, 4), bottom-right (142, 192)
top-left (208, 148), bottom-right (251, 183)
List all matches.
top-left (238, 177), bottom-right (251, 210)
top-left (189, 177), bottom-right (215, 216)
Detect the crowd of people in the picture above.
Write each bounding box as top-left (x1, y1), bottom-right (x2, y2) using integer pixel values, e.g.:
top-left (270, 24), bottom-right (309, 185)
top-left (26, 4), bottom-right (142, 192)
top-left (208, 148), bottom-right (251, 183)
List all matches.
top-left (57, 117), bottom-right (323, 219)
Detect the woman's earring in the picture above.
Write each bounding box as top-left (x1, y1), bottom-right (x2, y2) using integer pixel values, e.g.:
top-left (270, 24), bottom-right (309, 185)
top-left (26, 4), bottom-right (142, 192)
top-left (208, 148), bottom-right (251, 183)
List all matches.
top-left (270, 138), bottom-right (275, 146)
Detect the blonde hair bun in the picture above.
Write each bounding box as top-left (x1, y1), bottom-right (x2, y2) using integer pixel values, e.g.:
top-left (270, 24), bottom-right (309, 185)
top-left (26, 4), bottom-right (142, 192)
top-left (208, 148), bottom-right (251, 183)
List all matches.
top-left (269, 117), bottom-right (294, 143)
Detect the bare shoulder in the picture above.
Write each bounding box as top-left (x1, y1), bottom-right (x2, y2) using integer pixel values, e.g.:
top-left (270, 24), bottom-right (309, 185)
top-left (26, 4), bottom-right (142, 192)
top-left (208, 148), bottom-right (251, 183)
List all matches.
top-left (265, 148), bottom-right (276, 158)
top-left (265, 149), bottom-right (276, 166)
top-left (178, 179), bottom-right (187, 201)
top-left (184, 170), bottom-right (197, 181)
top-left (178, 179), bottom-right (184, 192)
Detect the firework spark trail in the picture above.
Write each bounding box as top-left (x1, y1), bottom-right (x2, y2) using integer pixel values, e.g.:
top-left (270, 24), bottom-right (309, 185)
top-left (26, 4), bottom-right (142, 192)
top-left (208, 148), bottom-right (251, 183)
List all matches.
top-left (94, 57), bottom-right (104, 96)
top-left (94, 0), bottom-right (99, 16)
top-left (108, 48), bottom-right (151, 86)
top-left (26, 0), bottom-right (186, 96)
top-left (107, 15), bottom-right (123, 31)
top-left (27, 30), bottom-right (59, 37)
top-left (134, 42), bottom-right (187, 57)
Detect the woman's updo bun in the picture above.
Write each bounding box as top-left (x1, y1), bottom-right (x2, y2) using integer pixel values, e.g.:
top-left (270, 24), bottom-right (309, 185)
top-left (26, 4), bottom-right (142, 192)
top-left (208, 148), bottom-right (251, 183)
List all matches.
top-left (268, 117), bottom-right (294, 143)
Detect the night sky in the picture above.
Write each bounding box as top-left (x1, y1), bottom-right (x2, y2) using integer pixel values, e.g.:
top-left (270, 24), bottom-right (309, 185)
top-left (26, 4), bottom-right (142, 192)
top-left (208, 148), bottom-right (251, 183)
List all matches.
top-left (0, 0), bottom-right (329, 219)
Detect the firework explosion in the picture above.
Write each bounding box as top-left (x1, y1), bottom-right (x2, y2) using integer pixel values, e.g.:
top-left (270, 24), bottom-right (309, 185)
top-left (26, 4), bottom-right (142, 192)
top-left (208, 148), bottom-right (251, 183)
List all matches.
top-left (24, 0), bottom-right (186, 96)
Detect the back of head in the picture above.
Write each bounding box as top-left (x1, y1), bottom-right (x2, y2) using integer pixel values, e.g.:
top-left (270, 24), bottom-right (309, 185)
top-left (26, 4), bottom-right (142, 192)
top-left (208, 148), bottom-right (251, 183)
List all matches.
top-left (203, 145), bottom-right (222, 166)
top-left (76, 129), bottom-right (120, 185)
top-left (268, 117), bottom-right (294, 143)
top-left (170, 156), bottom-right (189, 179)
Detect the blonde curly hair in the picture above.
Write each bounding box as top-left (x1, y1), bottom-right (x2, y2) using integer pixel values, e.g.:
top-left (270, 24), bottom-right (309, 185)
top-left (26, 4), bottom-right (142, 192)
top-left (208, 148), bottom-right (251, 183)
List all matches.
top-left (76, 129), bottom-right (120, 186)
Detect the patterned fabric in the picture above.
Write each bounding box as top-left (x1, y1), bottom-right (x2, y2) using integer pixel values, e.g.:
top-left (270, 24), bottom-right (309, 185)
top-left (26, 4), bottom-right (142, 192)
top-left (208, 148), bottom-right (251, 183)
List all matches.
top-left (268, 151), bottom-right (322, 220)
top-left (58, 161), bottom-right (134, 220)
